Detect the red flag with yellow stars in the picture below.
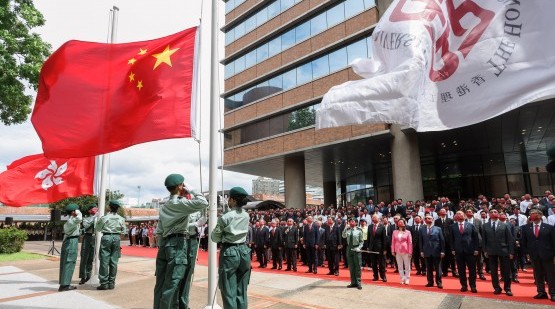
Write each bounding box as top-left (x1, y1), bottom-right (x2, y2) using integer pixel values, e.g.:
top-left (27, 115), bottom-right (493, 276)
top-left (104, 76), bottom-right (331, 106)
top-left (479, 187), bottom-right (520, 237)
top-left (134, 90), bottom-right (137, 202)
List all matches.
top-left (32, 27), bottom-right (197, 158)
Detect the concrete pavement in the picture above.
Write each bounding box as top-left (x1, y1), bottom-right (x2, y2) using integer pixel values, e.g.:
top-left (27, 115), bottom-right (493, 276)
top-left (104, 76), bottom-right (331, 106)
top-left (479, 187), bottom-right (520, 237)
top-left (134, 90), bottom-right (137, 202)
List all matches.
top-left (0, 241), bottom-right (552, 309)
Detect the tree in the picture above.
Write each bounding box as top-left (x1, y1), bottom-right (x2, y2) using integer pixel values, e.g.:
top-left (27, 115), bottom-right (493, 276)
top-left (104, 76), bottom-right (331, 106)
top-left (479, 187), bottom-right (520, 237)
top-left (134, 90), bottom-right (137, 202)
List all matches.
top-left (287, 106), bottom-right (316, 131)
top-left (0, 0), bottom-right (51, 125)
top-left (50, 190), bottom-right (126, 217)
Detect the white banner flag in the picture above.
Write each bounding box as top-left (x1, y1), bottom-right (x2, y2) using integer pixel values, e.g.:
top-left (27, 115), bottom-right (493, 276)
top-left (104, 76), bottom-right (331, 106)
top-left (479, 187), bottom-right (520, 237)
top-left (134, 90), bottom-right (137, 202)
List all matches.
top-left (316, 0), bottom-right (555, 132)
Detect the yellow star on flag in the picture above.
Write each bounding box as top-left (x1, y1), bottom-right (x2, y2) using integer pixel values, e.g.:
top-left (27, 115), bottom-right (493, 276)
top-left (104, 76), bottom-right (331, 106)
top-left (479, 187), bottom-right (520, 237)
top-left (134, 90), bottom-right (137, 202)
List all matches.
top-left (152, 45), bottom-right (179, 70)
top-left (138, 48), bottom-right (147, 55)
top-left (137, 80), bottom-right (143, 90)
top-left (128, 58), bottom-right (136, 65)
top-left (128, 72), bottom-right (135, 82)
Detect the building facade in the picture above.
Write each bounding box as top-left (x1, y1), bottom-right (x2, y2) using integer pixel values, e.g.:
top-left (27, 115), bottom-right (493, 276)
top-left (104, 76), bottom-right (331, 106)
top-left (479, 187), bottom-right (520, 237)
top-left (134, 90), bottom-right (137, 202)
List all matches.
top-left (222, 0), bottom-right (555, 207)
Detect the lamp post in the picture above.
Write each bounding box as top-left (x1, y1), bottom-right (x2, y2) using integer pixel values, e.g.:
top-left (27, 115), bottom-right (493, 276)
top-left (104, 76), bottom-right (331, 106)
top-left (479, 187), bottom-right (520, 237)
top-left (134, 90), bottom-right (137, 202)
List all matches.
top-left (137, 185), bottom-right (141, 207)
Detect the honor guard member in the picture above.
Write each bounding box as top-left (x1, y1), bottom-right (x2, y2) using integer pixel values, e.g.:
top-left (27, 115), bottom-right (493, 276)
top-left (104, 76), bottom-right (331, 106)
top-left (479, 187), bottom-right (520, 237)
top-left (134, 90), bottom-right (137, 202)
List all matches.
top-left (180, 211), bottom-right (207, 308)
top-left (59, 203), bottom-right (82, 292)
top-left (212, 187), bottom-right (252, 309)
top-left (342, 218), bottom-right (364, 290)
top-left (79, 205), bottom-right (98, 285)
top-left (96, 200), bottom-right (126, 290)
top-left (153, 174), bottom-right (208, 309)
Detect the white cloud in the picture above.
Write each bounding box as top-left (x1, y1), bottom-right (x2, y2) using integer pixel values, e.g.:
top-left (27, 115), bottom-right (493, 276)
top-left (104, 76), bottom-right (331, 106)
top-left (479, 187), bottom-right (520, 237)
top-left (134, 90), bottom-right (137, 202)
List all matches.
top-left (0, 0), bottom-right (256, 205)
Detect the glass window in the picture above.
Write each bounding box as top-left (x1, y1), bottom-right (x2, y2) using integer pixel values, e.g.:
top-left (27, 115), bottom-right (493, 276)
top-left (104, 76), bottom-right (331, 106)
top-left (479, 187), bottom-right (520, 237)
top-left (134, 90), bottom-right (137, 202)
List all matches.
top-left (281, 29), bottom-right (296, 50)
top-left (295, 21), bottom-right (311, 43)
top-left (364, 0), bottom-right (376, 9)
top-left (366, 37), bottom-right (373, 57)
top-left (225, 0), bottom-right (234, 14)
top-left (268, 37), bottom-right (281, 58)
top-left (234, 55), bottom-right (245, 73)
top-left (328, 47), bottom-right (348, 72)
top-left (256, 44), bottom-right (269, 63)
top-left (245, 50), bottom-right (257, 68)
top-left (311, 12), bottom-right (327, 36)
top-left (347, 39), bottom-right (368, 64)
top-left (345, 0), bottom-right (365, 19)
top-left (312, 55), bottom-right (330, 79)
top-left (269, 114), bottom-right (286, 136)
top-left (225, 62), bottom-right (234, 79)
top-left (245, 16), bottom-right (257, 33)
top-left (225, 30), bottom-right (234, 45)
top-left (234, 22), bottom-right (245, 39)
top-left (327, 3), bottom-right (345, 27)
top-left (296, 62), bottom-right (313, 85)
top-left (268, 75), bottom-right (283, 91)
top-left (281, 0), bottom-right (296, 10)
top-left (256, 7), bottom-right (268, 26)
top-left (282, 69), bottom-right (297, 90)
top-left (267, 1), bottom-right (281, 19)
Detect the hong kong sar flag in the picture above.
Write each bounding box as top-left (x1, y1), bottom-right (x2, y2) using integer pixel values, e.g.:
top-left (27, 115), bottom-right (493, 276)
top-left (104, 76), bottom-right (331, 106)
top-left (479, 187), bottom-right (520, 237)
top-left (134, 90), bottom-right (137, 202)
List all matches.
top-left (0, 154), bottom-right (95, 207)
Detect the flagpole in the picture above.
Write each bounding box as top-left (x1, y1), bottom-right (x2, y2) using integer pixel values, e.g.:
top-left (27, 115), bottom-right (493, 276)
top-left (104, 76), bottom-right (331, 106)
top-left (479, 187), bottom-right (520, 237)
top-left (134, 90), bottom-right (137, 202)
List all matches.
top-left (91, 6), bottom-right (119, 286)
top-left (205, 0), bottom-right (221, 307)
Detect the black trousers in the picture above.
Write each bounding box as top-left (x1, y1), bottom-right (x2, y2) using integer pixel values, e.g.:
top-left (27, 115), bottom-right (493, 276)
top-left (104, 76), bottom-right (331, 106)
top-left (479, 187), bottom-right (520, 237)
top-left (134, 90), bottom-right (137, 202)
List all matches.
top-left (371, 253), bottom-right (387, 279)
top-left (476, 249), bottom-right (484, 275)
top-left (255, 247), bottom-right (267, 267)
top-left (412, 246), bottom-right (425, 272)
top-left (531, 258), bottom-right (555, 296)
top-left (271, 247), bottom-right (282, 268)
top-left (455, 252), bottom-right (477, 288)
top-left (425, 256), bottom-right (442, 285)
top-left (306, 246), bottom-right (317, 271)
top-left (489, 255), bottom-right (511, 291)
top-left (326, 248), bottom-right (339, 273)
top-left (442, 247), bottom-right (456, 275)
top-left (285, 247), bottom-right (297, 270)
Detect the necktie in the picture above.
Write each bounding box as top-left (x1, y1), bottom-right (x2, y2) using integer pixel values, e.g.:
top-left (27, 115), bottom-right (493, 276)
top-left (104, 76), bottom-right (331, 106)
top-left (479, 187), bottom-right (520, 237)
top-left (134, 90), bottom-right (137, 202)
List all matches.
top-left (534, 224), bottom-right (539, 238)
top-left (349, 229), bottom-right (354, 246)
top-left (427, 227), bottom-right (431, 237)
top-left (492, 222), bottom-right (496, 231)
top-left (416, 225), bottom-right (419, 233)
top-left (373, 224), bottom-right (377, 236)
top-left (459, 223), bottom-right (464, 235)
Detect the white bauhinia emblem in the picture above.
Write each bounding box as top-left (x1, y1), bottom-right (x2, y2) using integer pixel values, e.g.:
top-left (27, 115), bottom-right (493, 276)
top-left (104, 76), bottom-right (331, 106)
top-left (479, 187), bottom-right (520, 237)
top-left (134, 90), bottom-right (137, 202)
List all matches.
top-left (35, 160), bottom-right (68, 190)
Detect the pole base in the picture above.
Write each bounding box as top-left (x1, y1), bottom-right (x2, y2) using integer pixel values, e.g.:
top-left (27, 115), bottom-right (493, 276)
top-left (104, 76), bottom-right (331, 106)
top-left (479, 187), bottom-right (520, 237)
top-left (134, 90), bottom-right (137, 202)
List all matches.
top-left (87, 275), bottom-right (99, 285)
top-left (203, 304), bottom-right (222, 309)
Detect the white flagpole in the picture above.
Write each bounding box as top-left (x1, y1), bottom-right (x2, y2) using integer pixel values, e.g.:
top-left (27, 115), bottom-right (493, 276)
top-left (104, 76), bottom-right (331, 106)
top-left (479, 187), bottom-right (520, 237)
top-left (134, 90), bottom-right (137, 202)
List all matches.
top-left (206, 0), bottom-right (221, 307)
top-left (90, 6), bottom-right (118, 286)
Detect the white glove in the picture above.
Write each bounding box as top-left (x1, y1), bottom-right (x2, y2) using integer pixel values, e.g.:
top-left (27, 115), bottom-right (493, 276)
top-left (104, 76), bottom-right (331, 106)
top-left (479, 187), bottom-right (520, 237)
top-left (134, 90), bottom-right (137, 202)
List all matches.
top-left (353, 248), bottom-right (361, 252)
top-left (196, 216), bottom-right (207, 227)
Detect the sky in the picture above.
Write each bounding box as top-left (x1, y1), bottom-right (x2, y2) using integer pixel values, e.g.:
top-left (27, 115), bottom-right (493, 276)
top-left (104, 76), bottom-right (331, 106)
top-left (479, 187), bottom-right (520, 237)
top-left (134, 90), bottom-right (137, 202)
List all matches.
top-left (0, 0), bottom-right (258, 205)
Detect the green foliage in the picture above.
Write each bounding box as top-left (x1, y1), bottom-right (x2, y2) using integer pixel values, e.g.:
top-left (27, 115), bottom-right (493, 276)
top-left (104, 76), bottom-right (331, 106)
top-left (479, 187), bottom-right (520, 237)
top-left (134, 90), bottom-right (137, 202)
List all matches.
top-left (0, 0), bottom-right (51, 125)
top-left (49, 189), bottom-right (126, 217)
top-left (0, 251), bottom-right (43, 262)
top-left (287, 106), bottom-right (316, 131)
top-left (0, 227), bottom-right (28, 254)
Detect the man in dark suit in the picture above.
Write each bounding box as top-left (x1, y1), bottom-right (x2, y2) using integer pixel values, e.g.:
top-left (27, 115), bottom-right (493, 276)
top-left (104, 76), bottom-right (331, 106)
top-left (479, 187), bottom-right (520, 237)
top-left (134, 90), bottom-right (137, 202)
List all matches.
top-left (435, 208), bottom-right (458, 278)
top-left (409, 215), bottom-right (425, 275)
top-left (283, 218), bottom-right (298, 272)
top-left (391, 200), bottom-right (406, 219)
top-left (465, 208), bottom-right (486, 280)
top-left (323, 217), bottom-right (341, 276)
top-left (383, 217), bottom-right (396, 269)
top-left (450, 211), bottom-right (479, 293)
top-left (521, 209), bottom-right (555, 302)
top-left (254, 220), bottom-right (269, 268)
top-left (420, 213), bottom-right (445, 289)
top-left (316, 221), bottom-right (326, 267)
top-left (303, 216), bottom-right (319, 274)
top-left (482, 209), bottom-right (514, 296)
top-left (368, 214), bottom-right (388, 282)
top-left (269, 221), bottom-right (283, 270)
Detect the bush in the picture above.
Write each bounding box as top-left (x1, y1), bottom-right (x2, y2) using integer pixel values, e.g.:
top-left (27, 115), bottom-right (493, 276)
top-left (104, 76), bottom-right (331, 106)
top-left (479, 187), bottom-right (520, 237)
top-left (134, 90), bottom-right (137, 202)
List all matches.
top-left (0, 227), bottom-right (28, 254)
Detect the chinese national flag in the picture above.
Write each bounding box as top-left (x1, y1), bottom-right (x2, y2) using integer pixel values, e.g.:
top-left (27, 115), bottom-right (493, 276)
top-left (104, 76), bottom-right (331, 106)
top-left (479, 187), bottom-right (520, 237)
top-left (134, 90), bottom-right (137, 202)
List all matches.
top-left (0, 154), bottom-right (95, 207)
top-left (32, 27), bottom-right (198, 158)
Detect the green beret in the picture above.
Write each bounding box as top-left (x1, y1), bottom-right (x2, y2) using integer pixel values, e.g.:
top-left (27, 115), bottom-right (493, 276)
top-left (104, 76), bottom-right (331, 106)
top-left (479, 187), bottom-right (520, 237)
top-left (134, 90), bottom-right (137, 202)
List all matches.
top-left (109, 200), bottom-right (122, 207)
top-left (65, 203), bottom-right (79, 212)
top-left (165, 174), bottom-right (184, 187)
top-left (229, 187), bottom-right (248, 198)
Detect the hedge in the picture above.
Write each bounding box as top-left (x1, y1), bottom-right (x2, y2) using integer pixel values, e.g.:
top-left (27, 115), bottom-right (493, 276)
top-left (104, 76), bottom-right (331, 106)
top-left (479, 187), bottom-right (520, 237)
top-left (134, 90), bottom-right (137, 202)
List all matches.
top-left (0, 227), bottom-right (28, 254)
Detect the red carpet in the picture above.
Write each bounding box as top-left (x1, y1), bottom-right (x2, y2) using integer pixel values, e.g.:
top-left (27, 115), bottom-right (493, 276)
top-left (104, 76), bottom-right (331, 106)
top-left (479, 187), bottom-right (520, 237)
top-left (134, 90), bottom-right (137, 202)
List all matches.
top-left (121, 246), bottom-right (552, 305)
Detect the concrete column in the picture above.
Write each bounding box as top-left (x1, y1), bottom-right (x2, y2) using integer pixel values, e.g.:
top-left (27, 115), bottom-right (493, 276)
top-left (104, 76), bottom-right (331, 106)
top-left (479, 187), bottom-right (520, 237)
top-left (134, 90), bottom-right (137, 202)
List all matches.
top-left (391, 124), bottom-right (424, 201)
top-left (323, 181), bottom-right (336, 208)
top-left (284, 155), bottom-right (306, 209)
top-left (377, 0), bottom-right (395, 18)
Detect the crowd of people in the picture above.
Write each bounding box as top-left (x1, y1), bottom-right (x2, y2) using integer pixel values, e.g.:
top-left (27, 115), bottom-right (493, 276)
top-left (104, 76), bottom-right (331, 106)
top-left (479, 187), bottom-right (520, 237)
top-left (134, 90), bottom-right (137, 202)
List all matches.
top-left (243, 192), bottom-right (555, 302)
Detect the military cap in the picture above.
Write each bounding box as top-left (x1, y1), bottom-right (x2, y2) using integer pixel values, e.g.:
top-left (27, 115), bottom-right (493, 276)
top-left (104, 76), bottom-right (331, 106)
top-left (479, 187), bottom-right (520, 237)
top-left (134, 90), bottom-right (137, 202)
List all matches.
top-left (229, 187), bottom-right (248, 198)
top-left (165, 174), bottom-right (184, 187)
top-left (109, 200), bottom-right (122, 207)
top-left (65, 203), bottom-right (79, 212)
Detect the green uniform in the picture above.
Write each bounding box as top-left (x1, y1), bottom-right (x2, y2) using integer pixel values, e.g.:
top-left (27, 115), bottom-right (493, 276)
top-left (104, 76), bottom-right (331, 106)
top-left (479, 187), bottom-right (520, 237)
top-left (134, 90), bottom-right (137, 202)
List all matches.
top-left (153, 191), bottom-right (208, 309)
top-left (342, 226), bottom-right (364, 287)
top-left (96, 212), bottom-right (126, 288)
top-left (212, 207), bottom-right (251, 309)
top-left (59, 210), bottom-right (82, 286)
top-left (179, 211), bottom-right (205, 308)
top-left (79, 215), bottom-right (96, 281)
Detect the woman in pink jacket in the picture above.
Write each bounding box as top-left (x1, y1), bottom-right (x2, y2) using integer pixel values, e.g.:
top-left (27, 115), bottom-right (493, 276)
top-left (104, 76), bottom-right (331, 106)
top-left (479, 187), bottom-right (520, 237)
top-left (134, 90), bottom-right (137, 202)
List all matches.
top-left (391, 218), bottom-right (413, 285)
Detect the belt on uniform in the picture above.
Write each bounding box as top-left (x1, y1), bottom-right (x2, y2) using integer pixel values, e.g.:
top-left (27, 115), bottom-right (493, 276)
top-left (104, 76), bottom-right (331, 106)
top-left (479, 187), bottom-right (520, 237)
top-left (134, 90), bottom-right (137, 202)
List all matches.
top-left (165, 233), bottom-right (190, 239)
top-left (66, 236), bottom-right (79, 239)
top-left (84, 233), bottom-right (93, 235)
top-left (102, 233), bottom-right (119, 235)
top-left (222, 242), bottom-right (243, 247)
